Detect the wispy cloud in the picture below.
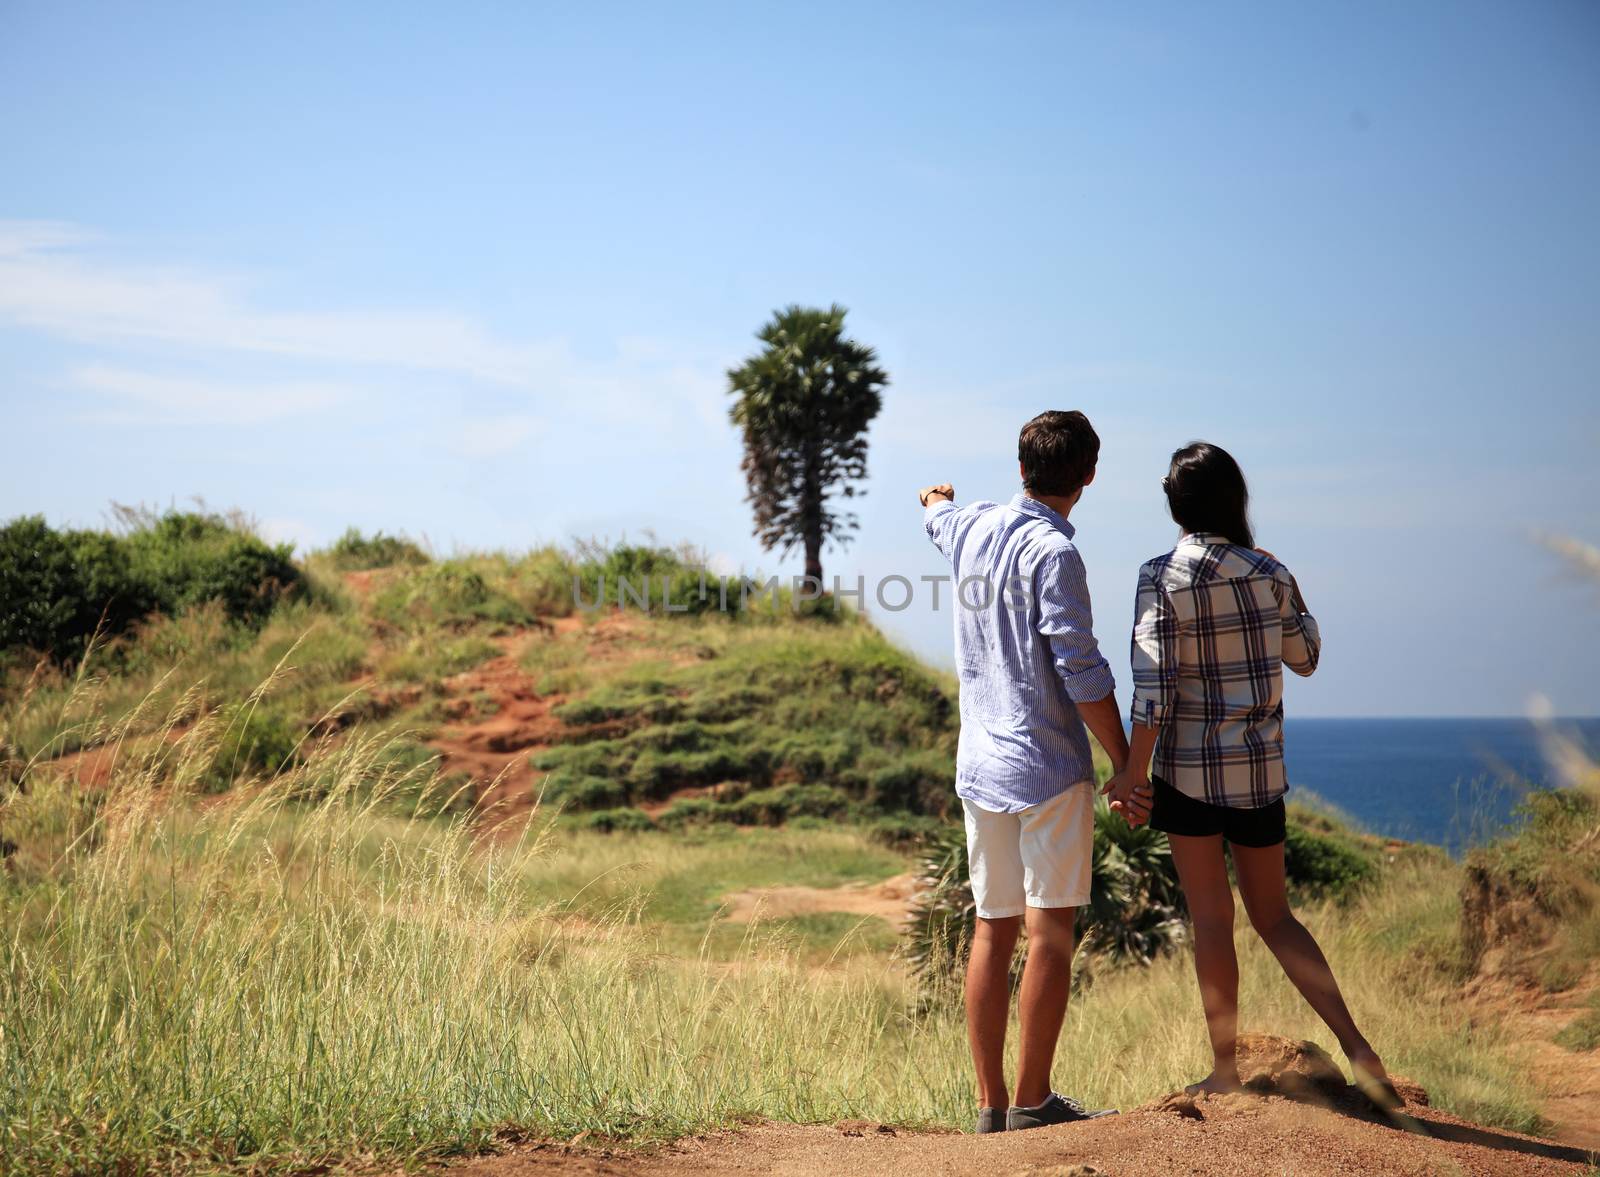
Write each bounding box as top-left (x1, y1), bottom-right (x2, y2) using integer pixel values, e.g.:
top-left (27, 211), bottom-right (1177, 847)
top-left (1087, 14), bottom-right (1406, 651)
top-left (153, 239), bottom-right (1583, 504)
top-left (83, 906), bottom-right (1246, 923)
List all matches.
top-left (0, 220), bottom-right (556, 385)
top-left (1, 220), bottom-right (731, 450)
top-left (69, 365), bottom-right (347, 425)
top-left (0, 220), bottom-right (91, 254)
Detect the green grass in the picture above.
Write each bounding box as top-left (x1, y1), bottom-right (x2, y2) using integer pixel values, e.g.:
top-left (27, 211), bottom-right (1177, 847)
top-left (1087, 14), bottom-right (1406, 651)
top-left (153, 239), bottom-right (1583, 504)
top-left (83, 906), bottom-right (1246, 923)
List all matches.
top-left (0, 704), bottom-right (1551, 1174)
top-left (693, 911), bottom-right (902, 964)
top-left (3, 601), bottom-right (370, 765)
top-left (317, 526), bottom-right (431, 571)
top-left (0, 531), bottom-right (1579, 1173)
top-left (520, 823), bottom-right (906, 927)
top-left (376, 632), bottom-right (499, 683)
top-left (532, 618), bottom-right (958, 817)
top-left (1555, 992), bottom-right (1600, 1052)
top-left (1461, 783), bottom-right (1600, 988)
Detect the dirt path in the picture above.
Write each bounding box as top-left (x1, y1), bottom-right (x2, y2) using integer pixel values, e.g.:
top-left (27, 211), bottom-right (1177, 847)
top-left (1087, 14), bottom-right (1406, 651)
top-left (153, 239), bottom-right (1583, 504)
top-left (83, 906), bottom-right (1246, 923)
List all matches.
top-left (426, 628), bottom-right (564, 831)
top-left (420, 612), bottom-right (658, 833)
top-left (38, 727), bottom-right (183, 787)
top-left (432, 1088), bottom-right (1596, 1177)
top-left (720, 873), bottom-right (920, 930)
top-left (1474, 976), bottom-right (1600, 1153)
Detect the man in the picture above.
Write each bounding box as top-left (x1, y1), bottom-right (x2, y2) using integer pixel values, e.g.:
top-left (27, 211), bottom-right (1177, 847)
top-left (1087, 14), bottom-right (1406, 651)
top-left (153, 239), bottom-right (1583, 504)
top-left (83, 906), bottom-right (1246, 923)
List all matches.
top-left (919, 409), bottom-right (1153, 1134)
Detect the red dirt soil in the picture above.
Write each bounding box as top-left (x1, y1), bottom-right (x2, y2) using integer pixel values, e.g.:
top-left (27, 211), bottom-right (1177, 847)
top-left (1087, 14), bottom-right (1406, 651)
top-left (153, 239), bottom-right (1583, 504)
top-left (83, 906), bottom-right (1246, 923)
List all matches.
top-left (1463, 974), bottom-right (1600, 1154)
top-left (410, 1037), bottom-right (1600, 1176)
top-left (431, 1086), bottom-right (1596, 1177)
top-left (422, 611), bottom-right (660, 833)
top-left (426, 628), bottom-right (565, 833)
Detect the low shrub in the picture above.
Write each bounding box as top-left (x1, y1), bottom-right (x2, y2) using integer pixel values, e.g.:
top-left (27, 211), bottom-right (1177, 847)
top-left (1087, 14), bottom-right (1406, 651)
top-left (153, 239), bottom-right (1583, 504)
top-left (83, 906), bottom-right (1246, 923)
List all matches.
top-left (369, 563), bottom-right (531, 631)
top-left (324, 528), bottom-right (430, 571)
top-left (378, 633), bottom-right (498, 683)
top-left (1, 518), bottom-right (149, 664)
top-left (1, 511), bottom-right (301, 667)
top-left (655, 796), bottom-right (722, 828)
top-left (1283, 820), bottom-right (1378, 901)
top-left (533, 721), bottom-right (770, 804)
top-left (865, 812), bottom-right (949, 850)
top-left (553, 688), bottom-right (682, 727)
top-left (545, 774), bottom-right (631, 811)
top-left (579, 807), bottom-right (657, 834)
top-left (1554, 993), bottom-right (1600, 1052)
top-left (122, 511), bottom-right (300, 627)
top-left (1459, 786), bottom-right (1599, 978)
top-left (509, 548), bottom-right (578, 617)
top-left (904, 797), bottom-right (1188, 998)
top-left (204, 706), bottom-right (301, 791)
top-left (374, 743), bottom-right (475, 817)
top-left (724, 783), bottom-right (851, 825)
top-left (867, 751), bottom-right (955, 817)
top-left (569, 543), bottom-right (747, 617)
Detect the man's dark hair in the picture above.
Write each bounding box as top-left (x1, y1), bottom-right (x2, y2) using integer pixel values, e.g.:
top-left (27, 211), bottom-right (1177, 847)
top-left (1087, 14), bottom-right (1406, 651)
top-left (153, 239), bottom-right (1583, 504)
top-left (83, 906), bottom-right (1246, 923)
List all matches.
top-left (1163, 441), bottom-right (1254, 548)
top-left (1018, 410), bottom-right (1100, 498)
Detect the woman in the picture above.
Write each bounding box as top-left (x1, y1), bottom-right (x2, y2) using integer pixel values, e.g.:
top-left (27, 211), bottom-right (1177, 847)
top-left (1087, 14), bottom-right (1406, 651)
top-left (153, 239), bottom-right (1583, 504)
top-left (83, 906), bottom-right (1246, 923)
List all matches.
top-left (1110, 441), bottom-right (1398, 1106)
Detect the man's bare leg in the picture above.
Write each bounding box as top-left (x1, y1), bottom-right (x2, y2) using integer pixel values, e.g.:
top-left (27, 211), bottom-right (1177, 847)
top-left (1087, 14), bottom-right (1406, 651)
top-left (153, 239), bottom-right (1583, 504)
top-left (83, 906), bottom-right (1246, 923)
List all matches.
top-left (966, 914), bottom-right (1021, 1110)
top-left (1012, 905), bottom-right (1077, 1108)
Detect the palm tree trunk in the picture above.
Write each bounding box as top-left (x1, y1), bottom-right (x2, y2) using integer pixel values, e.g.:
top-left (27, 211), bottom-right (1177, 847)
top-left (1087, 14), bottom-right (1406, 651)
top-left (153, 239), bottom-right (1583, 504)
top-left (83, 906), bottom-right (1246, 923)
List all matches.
top-left (803, 529), bottom-right (823, 588)
top-left (801, 451), bottom-right (823, 588)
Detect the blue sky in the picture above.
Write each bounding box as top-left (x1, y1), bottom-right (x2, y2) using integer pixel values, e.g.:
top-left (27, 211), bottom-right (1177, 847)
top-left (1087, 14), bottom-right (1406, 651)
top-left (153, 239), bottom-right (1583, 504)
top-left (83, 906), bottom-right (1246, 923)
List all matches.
top-left (2, 0), bottom-right (1596, 717)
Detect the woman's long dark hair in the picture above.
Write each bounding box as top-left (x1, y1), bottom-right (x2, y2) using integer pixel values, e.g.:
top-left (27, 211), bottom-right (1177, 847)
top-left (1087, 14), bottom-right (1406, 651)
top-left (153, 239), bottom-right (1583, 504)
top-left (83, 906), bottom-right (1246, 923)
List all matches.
top-left (1163, 442), bottom-right (1254, 548)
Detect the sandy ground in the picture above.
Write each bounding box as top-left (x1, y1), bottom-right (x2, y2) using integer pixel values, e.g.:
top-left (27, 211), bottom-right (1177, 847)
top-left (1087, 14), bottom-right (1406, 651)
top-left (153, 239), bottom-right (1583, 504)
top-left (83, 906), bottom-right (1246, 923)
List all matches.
top-left (720, 873), bottom-right (920, 929)
top-left (435, 1088), bottom-right (1598, 1177)
top-left (1466, 975), bottom-right (1600, 1154)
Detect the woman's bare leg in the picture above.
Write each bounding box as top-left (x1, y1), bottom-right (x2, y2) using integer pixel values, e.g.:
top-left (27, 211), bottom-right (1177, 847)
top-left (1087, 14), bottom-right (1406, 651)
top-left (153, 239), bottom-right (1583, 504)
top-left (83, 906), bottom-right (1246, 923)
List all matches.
top-left (1168, 833), bottom-right (1242, 1092)
top-left (1230, 841), bottom-right (1393, 1089)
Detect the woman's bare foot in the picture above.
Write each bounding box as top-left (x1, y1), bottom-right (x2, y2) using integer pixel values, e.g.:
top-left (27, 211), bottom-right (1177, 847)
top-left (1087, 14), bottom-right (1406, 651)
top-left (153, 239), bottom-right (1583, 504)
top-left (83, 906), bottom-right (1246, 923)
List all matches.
top-left (1346, 1047), bottom-right (1402, 1110)
top-left (1184, 1070), bottom-right (1242, 1097)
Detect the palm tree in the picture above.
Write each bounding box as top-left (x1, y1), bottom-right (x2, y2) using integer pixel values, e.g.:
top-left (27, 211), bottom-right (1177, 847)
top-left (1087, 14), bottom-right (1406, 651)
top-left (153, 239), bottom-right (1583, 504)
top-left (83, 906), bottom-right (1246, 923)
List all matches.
top-left (902, 798), bottom-right (1187, 1000)
top-left (727, 305), bottom-right (887, 586)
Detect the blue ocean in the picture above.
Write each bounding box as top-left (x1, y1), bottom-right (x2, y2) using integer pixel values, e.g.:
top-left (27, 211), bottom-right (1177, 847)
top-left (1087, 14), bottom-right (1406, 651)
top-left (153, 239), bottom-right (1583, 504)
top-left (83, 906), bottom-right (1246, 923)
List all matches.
top-left (1282, 717), bottom-right (1600, 852)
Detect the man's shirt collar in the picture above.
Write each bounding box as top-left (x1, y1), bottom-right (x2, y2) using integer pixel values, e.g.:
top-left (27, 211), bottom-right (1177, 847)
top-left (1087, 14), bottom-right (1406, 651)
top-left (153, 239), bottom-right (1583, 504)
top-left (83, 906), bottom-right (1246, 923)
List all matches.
top-left (1010, 493), bottom-right (1076, 540)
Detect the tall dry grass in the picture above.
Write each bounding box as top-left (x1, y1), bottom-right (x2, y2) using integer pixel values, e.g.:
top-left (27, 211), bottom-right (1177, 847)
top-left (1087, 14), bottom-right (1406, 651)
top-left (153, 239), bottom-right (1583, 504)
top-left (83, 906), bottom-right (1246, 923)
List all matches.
top-left (0, 670), bottom-right (1545, 1174)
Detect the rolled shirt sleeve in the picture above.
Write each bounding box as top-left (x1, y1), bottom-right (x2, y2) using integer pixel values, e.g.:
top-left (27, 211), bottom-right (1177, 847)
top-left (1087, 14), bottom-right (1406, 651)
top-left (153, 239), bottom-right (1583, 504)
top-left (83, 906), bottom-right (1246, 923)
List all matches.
top-left (923, 499), bottom-right (962, 560)
top-left (1036, 548), bottom-right (1116, 703)
top-left (1129, 565), bottom-right (1179, 726)
top-left (1274, 565), bottom-right (1321, 677)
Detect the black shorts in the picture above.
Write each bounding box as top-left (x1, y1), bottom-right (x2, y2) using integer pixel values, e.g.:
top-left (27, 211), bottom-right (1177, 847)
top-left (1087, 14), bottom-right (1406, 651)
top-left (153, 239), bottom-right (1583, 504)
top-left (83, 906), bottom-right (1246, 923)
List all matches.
top-left (1148, 775), bottom-right (1286, 847)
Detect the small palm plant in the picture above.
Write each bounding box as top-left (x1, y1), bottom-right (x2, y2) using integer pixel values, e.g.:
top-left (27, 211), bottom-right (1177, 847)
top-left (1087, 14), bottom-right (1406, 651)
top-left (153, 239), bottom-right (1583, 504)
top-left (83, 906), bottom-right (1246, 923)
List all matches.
top-left (1078, 796), bottom-right (1188, 961)
top-left (902, 796), bottom-right (1186, 1000)
top-left (901, 824), bottom-right (975, 992)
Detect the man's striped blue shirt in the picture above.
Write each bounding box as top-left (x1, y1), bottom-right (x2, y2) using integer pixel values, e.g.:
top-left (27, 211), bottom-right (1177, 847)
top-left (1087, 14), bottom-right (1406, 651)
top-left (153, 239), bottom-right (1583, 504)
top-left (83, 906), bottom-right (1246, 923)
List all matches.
top-left (924, 494), bottom-right (1116, 814)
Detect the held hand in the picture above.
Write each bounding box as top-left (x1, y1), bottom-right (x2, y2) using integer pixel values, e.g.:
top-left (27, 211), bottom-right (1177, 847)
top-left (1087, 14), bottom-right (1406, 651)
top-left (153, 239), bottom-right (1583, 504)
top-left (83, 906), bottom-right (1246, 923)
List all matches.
top-left (918, 483), bottom-right (955, 507)
top-left (1101, 770), bottom-right (1154, 826)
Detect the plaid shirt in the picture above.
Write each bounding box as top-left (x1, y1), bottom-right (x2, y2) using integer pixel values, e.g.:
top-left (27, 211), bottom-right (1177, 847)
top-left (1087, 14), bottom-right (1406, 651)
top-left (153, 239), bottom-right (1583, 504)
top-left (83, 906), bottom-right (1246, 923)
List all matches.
top-left (1129, 533), bottom-right (1320, 808)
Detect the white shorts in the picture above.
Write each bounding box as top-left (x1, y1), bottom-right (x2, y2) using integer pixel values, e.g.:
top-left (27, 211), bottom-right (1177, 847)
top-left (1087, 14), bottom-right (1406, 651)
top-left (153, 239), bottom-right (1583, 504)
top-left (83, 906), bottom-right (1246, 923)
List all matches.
top-left (962, 784), bottom-right (1094, 919)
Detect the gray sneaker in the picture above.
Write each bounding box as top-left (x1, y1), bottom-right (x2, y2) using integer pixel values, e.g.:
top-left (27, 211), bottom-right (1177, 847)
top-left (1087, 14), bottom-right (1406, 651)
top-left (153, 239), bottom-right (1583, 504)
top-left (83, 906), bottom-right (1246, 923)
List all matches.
top-left (1006, 1092), bottom-right (1118, 1131)
top-left (973, 1106), bottom-right (1006, 1134)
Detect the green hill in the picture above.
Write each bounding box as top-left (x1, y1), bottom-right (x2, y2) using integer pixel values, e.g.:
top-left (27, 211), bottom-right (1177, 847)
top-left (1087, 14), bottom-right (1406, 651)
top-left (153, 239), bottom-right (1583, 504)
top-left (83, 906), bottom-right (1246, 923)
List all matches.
top-left (0, 511), bottom-right (1588, 1174)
